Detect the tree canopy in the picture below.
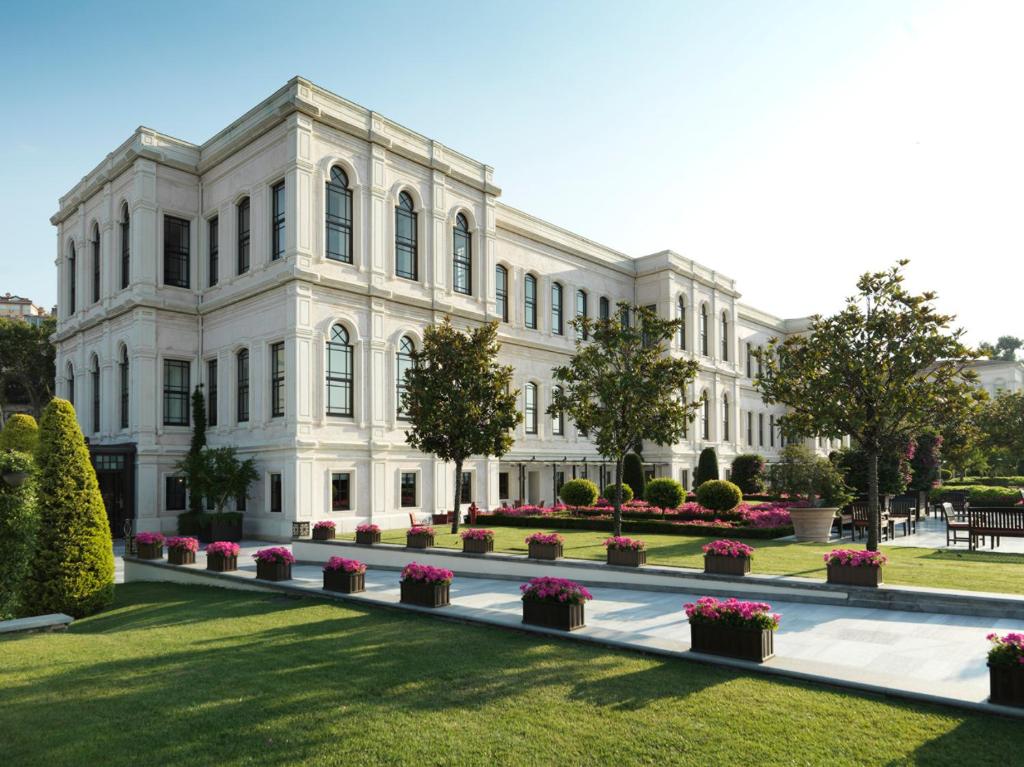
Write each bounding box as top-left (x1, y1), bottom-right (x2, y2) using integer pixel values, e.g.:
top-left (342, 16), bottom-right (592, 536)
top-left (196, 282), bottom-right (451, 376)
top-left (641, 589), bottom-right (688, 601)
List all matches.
top-left (978, 335), bottom-right (1022, 361)
top-left (0, 317), bottom-right (56, 419)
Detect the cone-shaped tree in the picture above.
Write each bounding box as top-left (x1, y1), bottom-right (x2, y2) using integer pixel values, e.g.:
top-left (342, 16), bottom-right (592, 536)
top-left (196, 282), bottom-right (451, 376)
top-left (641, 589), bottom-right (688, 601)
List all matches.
top-left (0, 413), bottom-right (39, 453)
top-left (622, 453), bottom-right (646, 501)
top-left (20, 398), bottom-right (114, 617)
top-left (0, 449), bottom-right (37, 618)
top-left (695, 447), bottom-right (719, 487)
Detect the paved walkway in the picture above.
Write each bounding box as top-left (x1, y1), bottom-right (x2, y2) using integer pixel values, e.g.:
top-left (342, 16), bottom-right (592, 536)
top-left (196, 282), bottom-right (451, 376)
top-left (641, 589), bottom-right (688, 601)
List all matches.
top-left (880, 514), bottom-right (1024, 552)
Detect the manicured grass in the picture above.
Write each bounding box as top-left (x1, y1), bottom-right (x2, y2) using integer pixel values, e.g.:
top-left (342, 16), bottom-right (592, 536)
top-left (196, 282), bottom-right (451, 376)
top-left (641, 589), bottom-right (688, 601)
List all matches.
top-left (0, 583), bottom-right (1019, 766)
top-left (366, 526), bottom-right (1024, 595)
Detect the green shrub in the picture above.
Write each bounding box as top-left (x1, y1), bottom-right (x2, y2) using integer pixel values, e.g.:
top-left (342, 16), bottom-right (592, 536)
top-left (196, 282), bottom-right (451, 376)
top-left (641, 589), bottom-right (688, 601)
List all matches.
top-left (0, 450), bottom-right (37, 618)
top-left (559, 478), bottom-right (599, 507)
top-left (645, 478), bottom-right (685, 510)
top-left (602, 483), bottom-right (634, 503)
top-left (694, 448), bottom-right (719, 487)
top-left (929, 485), bottom-right (1021, 507)
top-left (730, 454), bottom-right (766, 494)
top-left (0, 414), bottom-right (39, 454)
top-left (940, 468), bottom-right (953, 481)
top-left (944, 476), bottom-right (1024, 488)
top-left (622, 453), bottom-right (646, 500)
top-left (696, 479), bottom-right (743, 512)
top-left (19, 399), bottom-right (114, 618)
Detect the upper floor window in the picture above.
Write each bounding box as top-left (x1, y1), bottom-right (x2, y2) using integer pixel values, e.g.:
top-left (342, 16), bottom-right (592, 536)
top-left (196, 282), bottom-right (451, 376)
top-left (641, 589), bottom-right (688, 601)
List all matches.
top-left (721, 312), bottom-right (729, 361)
top-left (271, 181), bottom-right (285, 261)
top-left (746, 342), bottom-right (753, 378)
top-left (66, 362), bottom-right (75, 406)
top-left (236, 349), bottom-right (249, 423)
top-left (395, 191), bottom-right (417, 280)
top-left (237, 198), bottom-right (250, 274)
top-left (208, 216), bottom-right (219, 287)
top-left (746, 411), bottom-right (753, 446)
top-left (163, 216), bottom-right (190, 289)
top-left (68, 242), bottom-right (76, 315)
top-left (90, 354), bottom-right (100, 434)
top-left (206, 358), bottom-right (218, 427)
top-left (453, 213), bottom-right (471, 295)
top-left (495, 265), bottom-right (508, 322)
top-left (575, 290), bottom-right (588, 341)
top-left (326, 167), bottom-right (353, 264)
top-left (91, 223), bottom-right (100, 303)
top-left (119, 346), bottom-right (130, 429)
top-left (120, 203), bottom-right (130, 290)
top-left (525, 382), bottom-right (537, 434)
top-left (551, 282), bottom-right (564, 335)
top-left (326, 324), bottom-right (353, 417)
top-left (552, 385), bottom-right (564, 436)
top-left (769, 414), bottom-right (776, 447)
top-left (722, 392), bottom-right (730, 441)
top-left (758, 412), bottom-right (765, 446)
top-left (270, 341), bottom-right (285, 418)
top-left (678, 295), bottom-right (686, 350)
top-left (163, 359), bottom-right (190, 426)
top-left (699, 304), bottom-right (709, 356)
top-left (524, 274), bottom-right (537, 329)
top-left (396, 336), bottom-right (415, 420)
top-left (599, 296), bottom-right (610, 321)
top-left (701, 392), bottom-right (710, 440)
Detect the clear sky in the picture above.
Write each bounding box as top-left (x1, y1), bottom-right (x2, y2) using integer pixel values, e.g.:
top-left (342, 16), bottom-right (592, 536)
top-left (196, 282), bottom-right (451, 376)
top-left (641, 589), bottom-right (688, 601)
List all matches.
top-left (2, 0), bottom-right (1020, 344)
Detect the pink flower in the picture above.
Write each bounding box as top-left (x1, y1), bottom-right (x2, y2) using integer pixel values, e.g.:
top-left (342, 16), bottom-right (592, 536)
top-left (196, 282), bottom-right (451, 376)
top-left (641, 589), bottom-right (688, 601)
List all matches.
top-left (408, 525), bottom-right (435, 536)
top-left (323, 556), bottom-right (366, 574)
top-left (356, 523), bottom-right (381, 533)
top-left (166, 536), bottom-right (199, 552)
top-left (313, 520), bottom-right (336, 531)
top-left (603, 536), bottom-right (646, 551)
top-left (400, 562), bottom-right (453, 584)
top-left (525, 532), bottom-right (564, 546)
top-left (136, 531), bottom-right (165, 545)
top-left (987, 632), bottom-right (1024, 668)
top-left (823, 549), bottom-right (887, 567)
top-left (520, 576), bottom-right (593, 605)
top-left (206, 541), bottom-right (240, 557)
top-left (253, 547), bottom-right (295, 565)
top-left (683, 596), bottom-right (779, 631)
top-left (460, 528), bottom-right (495, 541)
top-left (702, 539), bottom-right (755, 558)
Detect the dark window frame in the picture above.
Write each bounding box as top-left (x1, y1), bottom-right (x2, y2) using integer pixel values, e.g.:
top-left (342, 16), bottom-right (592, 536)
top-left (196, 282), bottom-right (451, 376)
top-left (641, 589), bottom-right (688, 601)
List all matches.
top-left (552, 385), bottom-right (564, 436)
top-left (270, 473), bottom-right (282, 513)
top-left (331, 471), bottom-right (351, 511)
top-left (395, 191), bottom-right (418, 280)
top-left (326, 166), bottom-right (353, 264)
top-left (207, 358), bottom-right (218, 427)
top-left (401, 471), bottom-right (417, 508)
top-left (326, 324), bottom-right (353, 417)
top-left (270, 341), bottom-right (285, 418)
top-left (678, 295), bottom-right (687, 349)
top-left (163, 359), bottom-right (191, 427)
top-left (120, 203), bottom-right (130, 290)
top-left (91, 223), bottom-right (100, 303)
top-left (575, 290), bottom-right (588, 340)
top-left (237, 197), bottom-right (250, 274)
top-left (271, 181), bottom-right (285, 261)
top-left (599, 296), bottom-right (610, 321)
top-left (119, 347), bottom-right (129, 429)
top-left (524, 273), bottom-right (537, 329)
top-left (452, 213), bottom-right (472, 295)
top-left (208, 215), bottom-right (219, 287)
top-left (68, 243), bottom-right (76, 314)
top-left (165, 475), bottom-right (187, 511)
top-left (551, 282), bottom-right (564, 336)
top-left (525, 382), bottom-right (537, 434)
top-left (396, 336), bottom-right (414, 420)
top-left (700, 304), bottom-right (709, 356)
top-left (495, 264), bottom-right (508, 322)
top-left (90, 356), bottom-right (100, 434)
top-left (163, 215), bottom-right (191, 289)
top-left (236, 349), bottom-right (250, 423)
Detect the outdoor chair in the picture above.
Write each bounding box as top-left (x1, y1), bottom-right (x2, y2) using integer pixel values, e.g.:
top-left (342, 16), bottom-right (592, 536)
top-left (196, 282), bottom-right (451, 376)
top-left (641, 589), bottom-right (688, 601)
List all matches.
top-left (850, 502), bottom-right (894, 542)
top-left (941, 502), bottom-right (970, 547)
top-left (888, 499), bottom-right (917, 536)
top-left (834, 505), bottom-right (854, 540)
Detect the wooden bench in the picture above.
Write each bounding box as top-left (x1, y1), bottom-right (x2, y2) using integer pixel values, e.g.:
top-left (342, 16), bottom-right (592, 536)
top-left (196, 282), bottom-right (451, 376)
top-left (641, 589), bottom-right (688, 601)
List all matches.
top-left (968, 507), bottom-right (1024, 551)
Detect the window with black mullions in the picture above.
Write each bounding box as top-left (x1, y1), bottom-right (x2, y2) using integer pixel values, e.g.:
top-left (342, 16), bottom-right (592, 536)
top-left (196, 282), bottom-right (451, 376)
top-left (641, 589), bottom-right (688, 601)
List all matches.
top-left (208, 216), bottom-right (219, 286)
top-left (120, 202), bottom-right (130, 289)
top-left (395, 191), bottom-right (417, 279)
top-left (524, 274), bottom-right (537, 329)
top-left (551, 282), bottom-right (564, 335)
top-left (396, 336), bottom-right (414, 419)
top-left (207, 358), bottom-right (218, 426)
top-left (236, 349), bottom-right (249, 423)
top-left (163, 216), bottom-right (190, 288)
top-left (401, 472), bottom-right (417, 507)
top-left (270, 473), bottom-right (282, 513)
top-left (163, 359), bottom-right (190, 426)
top-left (453, 213), bottom-right (471, 295)
top-left (120, 346), bottom-right (129, 429)
top-left (495, 264), bottom-right (508, 322)
top-left (237, 198), bottom-right (250, 274)
top-left (271, 181), bottom-right (285, 260)
top-left (271, 342), bottom-right (284, 417)
top-left (326, 324), bottom-right (353, 417)
top-left (575, 290), bottom-right (588, 340)
top-left (332, 472), bottom-right (351, 510)
top-left (91, 223), bottom-right (100, 303)
top-left (90, 355), bottom-right (100, 434)
top-left (326, 167), bottom-right (353, 263)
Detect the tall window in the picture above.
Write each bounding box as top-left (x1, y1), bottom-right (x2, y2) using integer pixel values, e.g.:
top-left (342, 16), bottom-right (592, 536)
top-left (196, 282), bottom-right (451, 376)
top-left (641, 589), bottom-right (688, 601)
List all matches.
top-left (163, 360), bottom-right (190, 426)
top-left (270, 473), bottom-right (282, 513)
top-left (208, 216), bottom-right (219, 287)
top-left (460, 471), bottom-right (472, 503)
top-left (90, 355), bottom-right (100, 434)
top-left (326, 324), bottom-right (353, 417)
top-left (551, 385), bottom-right (564, 436)
top-left (453, 213), bottom-right (472, 295)
top-left (721, 312), bottom-right (729, 361)
top-left (236, 349), bottom-right (249, 423)
top-left (326, 167), bottom-right (353, 263)
top-left (120, 203), bottom-right (130, 289)
top-left (395, 191), bottom-right (417, 280)
top-left (699, 304), bottom-right (709, 356)
top-left (678, 295), bottom-right (687, 349)
top-left (747, 411), bottom-right (753, 446)
top-left (68, 243), bottom-right (76, 314)
top-left (722, 393), bottom-right (730, 441)
top-left (495, 264), bottom-right (508, 322)
top-left (66, 363), bottom-right (75, 406)
top-left (207, 359), bottom-right (218, 427)
top-left (525, 382), bottom-right (537, 434)
top-left (163, 216), bottom-right (190, 288)
top-left (551, 282), bottom-right (564, 335)
top-left (270, 341), bottom-right (285, 418)
top-left (769, 414), bottom-right (776, 447)
top-left (401, 472), bottom-right (417, 507)
top-left (165, 476), bottom-right (186, 511)
top-left (332, 472), bottom-right (351, 510)
top-left (575, 290), bottom-right (588, 340)
top-left (237, 198), bottom-right (250, 274)
top-left (746, 342), bottom-right (753, 378)
top-left (396, 336), bottom-right (414, 420)
top-left (119, 346), bottom-right (129, 429)
top-left (701, 393), bottom-right (710, 440)
top-left (758, 412), bottom-right (765, 447)
top-left (524, 274), bottom-right (537, 329)
top-left (91, 223), bottom-right (100, 303)
top-left (599, 296), bottom-right (610, 321)
top-left (271, 181), bottom-right (285, 260)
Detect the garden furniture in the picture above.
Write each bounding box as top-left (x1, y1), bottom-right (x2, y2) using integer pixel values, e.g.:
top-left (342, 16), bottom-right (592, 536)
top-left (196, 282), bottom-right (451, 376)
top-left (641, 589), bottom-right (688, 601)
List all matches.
top-left (941, 502), bottom-right (970, 547)
top-left (850, 502), bottom-right (893, 541)
top-left (888, 499), bottom-right (916, 536)
top-left (967, 508), bottom-right (1024, 551)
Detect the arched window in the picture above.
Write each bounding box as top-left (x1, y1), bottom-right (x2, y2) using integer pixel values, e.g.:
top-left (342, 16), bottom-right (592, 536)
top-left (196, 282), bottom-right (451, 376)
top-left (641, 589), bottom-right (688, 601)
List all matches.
top-left (237, 197), bottom-right (251, 274)
top-left (701, 392), bottom-right (710, 440)
top-left (700, 304), bottom-right (709, 356)
top-left (120, 202), bottom-right (130, 289)
top-left (551, 282), bottom-right (564, 335)
top-left (551, 385), bottom-right (564, 436)
top-left (722, 392), bottom-right (730, 442)
top-left (326, 167), bottom-right (353, 264)
top-left (90, 354), bottom-right (100, 434)
top-left (452, 213), bottom-right (471, 295)
top-left (66, 362), bottom-right (75, 407)
top-left (678, 295), bottom-right (687, 350)
top-left (68, 242), bottom-right (76, 315)
top-left (599, 296), bottom-right (610, 321)
top-left (396, 336), bottom-right (415, 420)
top-left (326, 324), bottom-right (353, 417)
top-left (721, 311), bottom-right (729, 361)
top-left (524, 274), bottom-right (537, 329)
top-left (119, 346), bottom-right (129, 429)
top-left (395, 191), bottom-right (417, 280)
top-left (236, 349), bottom-right (250, 423)
top-left (495, 264), bottom-right (508, 322)
top-left (91, 223), bottom-right (100, 303)
top-left (524, 382), bottom-right (537, 434)
top-left (575, 290), bottom-right (587, 341)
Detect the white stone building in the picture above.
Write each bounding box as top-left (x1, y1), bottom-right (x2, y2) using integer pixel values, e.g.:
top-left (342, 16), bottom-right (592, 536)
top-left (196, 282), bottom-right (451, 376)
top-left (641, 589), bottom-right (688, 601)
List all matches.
top-left (964, 358), bottom-right (1024, 398)
top-left (51, 77), bottom-right (835, 540)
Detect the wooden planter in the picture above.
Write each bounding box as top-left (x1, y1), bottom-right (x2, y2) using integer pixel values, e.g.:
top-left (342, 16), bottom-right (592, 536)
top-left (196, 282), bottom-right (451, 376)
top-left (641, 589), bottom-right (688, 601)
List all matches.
top-left (462, 538), bottom-right (494, 554)
top-left (256, 560), bottom-right (292, 582)
top-left (606, 547), bottom-right (646, 567)
top-left (989, 664), bottom-right (1024, 707)
top-left (312, 527), bottom-right (336, 541)
top-left (206, 553), bottom-right (238, 572)
top-left (689, 622), bottom-right (775, 662)
top-left (400, 580), bottom-right (450, 608)
top-left (522, 600), bottom-right (586, 631)
top-left (137, 542), bottom-right (163, 560)
top-left (323, 569), bottom-right (365, 594)
top-left (167, 548), bottom-right (195, 566)
top-left (827, 563), bottom-right (883, 587)
top-left (528, 542), bottom-right (563, 560)
top-left (704, 554), bottom-right (751, 576)
top-left (406, 533), bottom-right (434, 549)
top-left (355, 530), bottom-right (381, 545)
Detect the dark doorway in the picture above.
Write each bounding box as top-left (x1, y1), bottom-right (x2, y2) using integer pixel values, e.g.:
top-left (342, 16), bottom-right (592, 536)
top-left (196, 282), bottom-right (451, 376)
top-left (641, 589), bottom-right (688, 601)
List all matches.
top-left (90, 444), bottom-right (136, 539)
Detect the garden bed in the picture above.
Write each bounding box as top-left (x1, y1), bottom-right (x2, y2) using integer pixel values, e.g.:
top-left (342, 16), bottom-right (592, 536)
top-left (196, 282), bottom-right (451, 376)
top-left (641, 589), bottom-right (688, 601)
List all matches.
top-left (476, 512), bottom-right (792, 540)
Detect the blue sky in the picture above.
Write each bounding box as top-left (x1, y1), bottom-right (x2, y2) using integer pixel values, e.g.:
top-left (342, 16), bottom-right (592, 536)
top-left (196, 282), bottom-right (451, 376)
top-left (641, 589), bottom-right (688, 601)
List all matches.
top-left (2, 0), bottom-right (1020, 343)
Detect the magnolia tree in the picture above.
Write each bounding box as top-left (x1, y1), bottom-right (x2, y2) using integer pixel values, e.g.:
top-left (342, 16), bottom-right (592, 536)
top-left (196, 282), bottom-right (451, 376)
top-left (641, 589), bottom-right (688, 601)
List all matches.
top-left (402, 319), bottom-right (521, 534)
top-left (978, 391), bottom-right (1024, 472)
top-left (550, 303), bottom-right (700, 537)
top-left (755, 262), bottom-right (977, 551)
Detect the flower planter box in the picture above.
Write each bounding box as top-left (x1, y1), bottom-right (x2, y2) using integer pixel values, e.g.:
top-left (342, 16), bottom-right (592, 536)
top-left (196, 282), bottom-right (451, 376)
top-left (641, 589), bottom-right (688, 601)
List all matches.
top-left (607, 548), bottom-right (646, 567)
top-left (137, 543), bottom-right (163, 560)
top-left (207, 553), bottom-right (238, 572)
top-left (256, 561), bottom-right (292, 582)
top-left (406, 533), bottom-right (434, 549)
top-left (312, 527), bottom-right (336, 541)
top-left (355, 530), bottom-right (381, 545)
top-left (522, 600), bottom-right (585, 631)
top-left (400, 580), bottom-right (450, 608)
top-left (827, 563), bottom-right (883, 587)
top-left (323, 570), bottom-right (365, 594)
top-left (462, 538), bottom-right (494, 554)
top-left (528, 542), bottom-right (563, 560)
top-left (704, 554), bottom-right (751, 576)
top-left (168, 548), bottom-right (196, 566)
top-left (989, 665), bottom-right (1024, 707)
top-left (689, 623), bottom-right (775, 663)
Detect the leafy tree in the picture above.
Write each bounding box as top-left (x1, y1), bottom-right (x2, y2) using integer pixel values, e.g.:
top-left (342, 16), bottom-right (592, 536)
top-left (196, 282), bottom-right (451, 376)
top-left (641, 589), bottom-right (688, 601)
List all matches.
top-left (177, 447), bottom-right (258, 515)
top-left (622, 453), bottom-right (646, 501)
top-left (403, 318), bottom-right (521, 533)
top-left (20, 399), bottom-right (114, 617)
top-left (0, 413), bottom-right (39, 453)
top-left (730, 453), bottom-right (766, 494)
top-left (978, 335), bottom-right (1022, 361)
top-left (834, 442), bottom-right (913, 496)
top-left (694, 447), bottom-right (719, 487)
top-left (908, 432), bottom-right (943, 492)
top-left (187, 387), bottom-right (207, 514)
top-left (768, 444), bottom-right (854, 508)
top-left (0, 317), bottom-right (56, 419)
top-left (755, 262), bottom-right (976, 550)
top-left (551, 303), bottom-right (700, 537)
top-left (646, 477), bottom-right (685, 510)
top-left (977, 391), bottom-right (1024, 467)
top-left (0, 450), bottom-right (37, 618)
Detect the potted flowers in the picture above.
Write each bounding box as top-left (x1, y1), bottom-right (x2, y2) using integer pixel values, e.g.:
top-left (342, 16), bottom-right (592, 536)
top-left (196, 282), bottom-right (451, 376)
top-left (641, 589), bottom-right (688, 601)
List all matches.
top-left (355, 523), bottom-right (381, 545)
top-left (684, 596), bottom-right (780, 662)
top-left (520, 576), bottom-right (593, 631)
top-left (603, 536), bottom-right (646, 567)
top-left (406, 525), bottom-right (435, 549)
top-left (770, 445), bottom-right (853, 543)
top-left (823, 549), bottom-right (887, 587)
top-left (702, 540), bottom-right (754, 576)
top-left (323, 557), bottom-right (367, 593)
top-left (461, 528), bottom-right (495, 554)
top-left (399, 562), bottom-right (453, 608)
top-left (206, 541), bottom-right (240, 572)
top-left (253, 547), bottom-right (295, 581)
top-left (166, 536), bottom-right (199, 565)
top-left (987, 632), bottom-right (1024, 707)
top-left (526, 532), bottom-right (564, 560)
top-left (136, 532), bottom-right (165, 560)
top-left (312, 520), bottom-right (337, 541)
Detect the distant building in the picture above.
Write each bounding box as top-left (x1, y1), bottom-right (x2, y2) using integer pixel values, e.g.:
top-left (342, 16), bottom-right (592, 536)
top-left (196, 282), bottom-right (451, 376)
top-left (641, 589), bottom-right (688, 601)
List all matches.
top-left (964, 358), bottom-right (1024, 397)
top-left (0, 293), bottom-right (51, 326)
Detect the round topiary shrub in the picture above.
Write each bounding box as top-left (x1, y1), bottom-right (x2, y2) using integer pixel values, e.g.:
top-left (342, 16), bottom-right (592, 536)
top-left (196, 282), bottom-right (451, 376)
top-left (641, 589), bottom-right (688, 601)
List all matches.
top-left (559, 478), bottom-right (599, 507)
top-left (645, 478), bottom-right (684, 510)
top-left (695, 479), bottom-right (743, 513)
top-left (0, 413), bottom-right (39, 454)
top-left (602, 483), bottom-right (634, 503)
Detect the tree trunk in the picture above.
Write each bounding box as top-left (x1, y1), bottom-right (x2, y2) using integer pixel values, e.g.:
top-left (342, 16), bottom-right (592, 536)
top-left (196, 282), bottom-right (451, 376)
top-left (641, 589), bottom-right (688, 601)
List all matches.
top-left (451, 458), bottom-right (463, 535)
top-left (866, 449), bottom-right (880, 552)
top-left (613, 456), bottom-right (624, 538)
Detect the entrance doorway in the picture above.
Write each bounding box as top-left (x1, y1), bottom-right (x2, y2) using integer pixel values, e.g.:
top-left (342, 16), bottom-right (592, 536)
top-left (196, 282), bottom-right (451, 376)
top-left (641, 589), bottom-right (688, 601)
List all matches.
top-left (90, 444), bottom-right (136, 539)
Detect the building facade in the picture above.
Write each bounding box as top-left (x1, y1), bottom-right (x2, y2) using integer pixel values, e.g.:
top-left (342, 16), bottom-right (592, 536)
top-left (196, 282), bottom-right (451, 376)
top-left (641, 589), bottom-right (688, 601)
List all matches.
top-left (0, 293), bottom-right (51, 326)
top-left (51, 77), bottom-right (835, 540)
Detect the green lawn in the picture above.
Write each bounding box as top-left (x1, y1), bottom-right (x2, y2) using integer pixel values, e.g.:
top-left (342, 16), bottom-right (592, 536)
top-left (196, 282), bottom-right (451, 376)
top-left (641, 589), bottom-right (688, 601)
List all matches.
top-left (0, 583), bottom-right (1019, 766)
top-left (365, 526), bottom-right (1024, 595)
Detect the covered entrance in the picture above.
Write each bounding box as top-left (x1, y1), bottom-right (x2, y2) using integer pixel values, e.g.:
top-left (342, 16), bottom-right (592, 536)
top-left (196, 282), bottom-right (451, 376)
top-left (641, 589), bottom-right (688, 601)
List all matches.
top-left (89, 443), bottom-right (136, 539)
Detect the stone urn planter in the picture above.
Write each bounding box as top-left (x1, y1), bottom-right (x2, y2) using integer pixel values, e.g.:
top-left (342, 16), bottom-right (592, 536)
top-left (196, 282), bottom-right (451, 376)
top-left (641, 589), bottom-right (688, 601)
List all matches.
top-left (689, 623), bottom-right (775, 663)
top-left (990, 665), bottom-right (1024, 707)
top-left (788, 507), bottom-right (838, 543)
top-left (704, 554), bottom-right (751, 576)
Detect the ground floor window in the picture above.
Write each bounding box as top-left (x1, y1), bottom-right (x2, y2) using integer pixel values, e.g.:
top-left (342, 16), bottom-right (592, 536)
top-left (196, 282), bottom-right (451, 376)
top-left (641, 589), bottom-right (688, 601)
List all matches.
top-left (165, 476), bottom-right (186, 511)
top-left (499, 472), bottom-right (509, 499)
top-left (401, 472), bottom-right (417, 507)
top-left (680, 469), bottom-right (690, 491)
top-left (555, 470), bottom-right (565, 496)
top-left (270, 473), bottom-right (282, 513)
top-left (460, 471), bottom-right (472, 504)
top-left (332, 472), bottom-right (351, 511)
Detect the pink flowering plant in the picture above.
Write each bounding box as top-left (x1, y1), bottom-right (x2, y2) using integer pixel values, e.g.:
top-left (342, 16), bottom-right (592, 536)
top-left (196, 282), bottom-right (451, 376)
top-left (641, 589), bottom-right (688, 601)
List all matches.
top-left (520, 576), bottom-right (593, 605)
top-left (400, 562), bottom-right (453, 585)
top-left (323, 556), bottom-right (367, 574)
top-left (135, 532), bottom-right (165, 546)
top-left (603, 536), bottom-right (646, 551)
top-left (986, 632), bottom-right (1024, 667)
top-left (355, 523), bottom-right (380, 533)
top-left (253, 547), bottom-right (295, 565)
top-left (823, 549), bottom-right (888, 567)
top-left (702, 540), bottom-right (755, 558)
top-left (206, 541), bottom-right (240, 557)
top-left (525, 532), bottom-right (564, 546)
top-left (460, 528), bottom-right (495, 541)
top-left (408, 525), bottom-right (435, 536)
top-left (313, 520), bottom-right (336, 531)
top-left (684, 596), bottom-right (780, 631)
top-left (166, 536), bottom-right (199, 553)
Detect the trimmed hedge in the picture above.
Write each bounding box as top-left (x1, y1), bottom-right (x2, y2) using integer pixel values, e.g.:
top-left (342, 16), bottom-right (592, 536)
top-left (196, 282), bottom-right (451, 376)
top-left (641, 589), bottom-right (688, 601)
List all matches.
top-left (944, 477), bottom-right (1024, 488)
top-left (695, 480), bottom-right (743, 512)
top-left (0, 413), bottom-right (39, 454)
top-left (0, 450), bottom-right (37, 618)
top-left (476, 512), bottom-right (792, 540)
top-left (929, 485), bottom-right (1023, 507)
top-left (645, 478), bottom-right (685, 510)
top-left (559, 479), bottom-right (599, 507)
top-left (602, 483), bottom-right (634, 503)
